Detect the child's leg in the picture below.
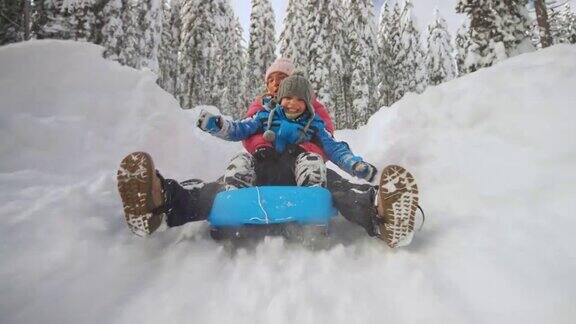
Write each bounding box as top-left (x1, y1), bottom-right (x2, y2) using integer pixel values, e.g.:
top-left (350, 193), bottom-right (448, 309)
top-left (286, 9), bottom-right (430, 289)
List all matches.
top-left (223, 152), bottom-right (256, 190)
top-left (294, 152), bottom-right (327, 187)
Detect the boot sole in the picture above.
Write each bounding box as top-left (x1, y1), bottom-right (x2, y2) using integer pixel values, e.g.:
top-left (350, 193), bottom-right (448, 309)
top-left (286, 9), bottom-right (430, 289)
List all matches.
top-left (117, 152), bottom-right (162, 236)
top-left (375, 165), bottom-right (419, 248)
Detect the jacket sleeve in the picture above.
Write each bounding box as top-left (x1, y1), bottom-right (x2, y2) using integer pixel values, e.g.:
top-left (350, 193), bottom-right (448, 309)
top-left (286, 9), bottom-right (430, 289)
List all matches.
top-left (213, 114), bottom-right (265, 142)
top-left (313, 121), bottom-right (362, 175)
top-left (312, 99), bottom-right (335, 135)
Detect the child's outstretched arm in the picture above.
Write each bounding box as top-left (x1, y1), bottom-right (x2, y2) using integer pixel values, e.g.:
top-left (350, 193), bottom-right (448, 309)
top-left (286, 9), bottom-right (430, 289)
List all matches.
top-left (197, 110), bottom-right (265, 142)
top-left (314, 126), bottom-right (377, 182)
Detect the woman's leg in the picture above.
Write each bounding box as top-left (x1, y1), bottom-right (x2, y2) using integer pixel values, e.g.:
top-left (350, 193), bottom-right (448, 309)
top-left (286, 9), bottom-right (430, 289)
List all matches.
top-left (326, 169), bottom-right (378, 236)
top-left (160, 177), bottom-right (221, 227)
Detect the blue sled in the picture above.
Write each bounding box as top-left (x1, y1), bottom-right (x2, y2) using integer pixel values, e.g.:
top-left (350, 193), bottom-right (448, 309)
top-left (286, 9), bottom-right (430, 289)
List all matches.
top-left (208, 186), bottom-right (338, 229)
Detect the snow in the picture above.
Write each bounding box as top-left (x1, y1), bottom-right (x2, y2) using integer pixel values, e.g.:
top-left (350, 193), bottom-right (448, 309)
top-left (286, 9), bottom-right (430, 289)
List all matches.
top-left (1, 40), bottom-right (576, 323)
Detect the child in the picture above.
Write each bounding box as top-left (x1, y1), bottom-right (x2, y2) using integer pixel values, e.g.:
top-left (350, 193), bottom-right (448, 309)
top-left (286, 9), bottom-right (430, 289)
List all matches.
top-left (197, 74), bottom-right (377, 188)
top-left (244, 58), bottom-right (335, 160)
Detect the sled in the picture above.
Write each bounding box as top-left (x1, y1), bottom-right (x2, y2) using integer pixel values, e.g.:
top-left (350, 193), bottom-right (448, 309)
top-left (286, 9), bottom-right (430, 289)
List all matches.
top-left (207, 186), bottom-right (338, 240)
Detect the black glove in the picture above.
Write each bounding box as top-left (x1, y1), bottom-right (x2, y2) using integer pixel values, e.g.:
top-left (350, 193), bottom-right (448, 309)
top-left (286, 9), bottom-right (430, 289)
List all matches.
top-left (353, 161), bottom-right (378, 182)
top-left (254, 146), bottom-right (279, 162)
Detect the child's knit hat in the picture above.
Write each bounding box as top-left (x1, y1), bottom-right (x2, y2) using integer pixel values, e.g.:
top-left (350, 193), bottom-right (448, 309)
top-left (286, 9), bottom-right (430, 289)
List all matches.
top-left (265, 58), bottom-right (295, 81)
top-left (275, 74), bottom-right (314, 117)
top-left (262, 74), bottom-right (316, 143)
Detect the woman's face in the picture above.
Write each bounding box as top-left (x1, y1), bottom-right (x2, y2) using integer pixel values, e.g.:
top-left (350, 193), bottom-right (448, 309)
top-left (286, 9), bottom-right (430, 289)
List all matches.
top-left (266, 72), bottom-right (288, 96)
top-left (281, 96), bottom-right (306, 119)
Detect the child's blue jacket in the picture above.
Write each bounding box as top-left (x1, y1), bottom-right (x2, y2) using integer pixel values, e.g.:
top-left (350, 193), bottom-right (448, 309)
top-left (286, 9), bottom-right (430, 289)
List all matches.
top-left (212, 105), bottom-right (363, 175)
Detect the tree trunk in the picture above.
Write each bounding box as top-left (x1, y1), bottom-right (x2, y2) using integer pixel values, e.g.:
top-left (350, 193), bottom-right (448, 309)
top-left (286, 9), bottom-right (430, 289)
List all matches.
top-left (535, 0), bottom-right (552, 47)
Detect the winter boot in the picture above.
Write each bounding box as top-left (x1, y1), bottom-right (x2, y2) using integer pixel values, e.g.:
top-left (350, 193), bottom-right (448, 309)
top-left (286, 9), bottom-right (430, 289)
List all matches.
top-left (373, 165), bottom-right (419, 248)
top-left (295, 152), bottom-right (327, 187)
top-left (223, 152), bottom-right (256, 190)
top-left (117, 152), bottom-right (166, 236)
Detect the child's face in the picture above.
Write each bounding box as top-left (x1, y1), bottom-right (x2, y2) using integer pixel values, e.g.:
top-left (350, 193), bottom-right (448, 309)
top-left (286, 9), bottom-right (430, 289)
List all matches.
top-left (266, 72), bottom-right (288, 96)
top-left (281, 96), bottom-right (307, 119)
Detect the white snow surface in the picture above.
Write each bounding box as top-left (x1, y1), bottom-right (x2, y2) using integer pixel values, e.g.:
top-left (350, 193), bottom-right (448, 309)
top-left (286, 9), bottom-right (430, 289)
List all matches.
top-left (1, 40), bottom-right (576, 323)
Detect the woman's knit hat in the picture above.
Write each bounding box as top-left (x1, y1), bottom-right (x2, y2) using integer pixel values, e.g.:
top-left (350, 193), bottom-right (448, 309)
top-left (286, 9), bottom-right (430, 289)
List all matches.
top-left (265, 58), bottom-right (295, 81)
top-left (275, 74), bottom-right (314, 116)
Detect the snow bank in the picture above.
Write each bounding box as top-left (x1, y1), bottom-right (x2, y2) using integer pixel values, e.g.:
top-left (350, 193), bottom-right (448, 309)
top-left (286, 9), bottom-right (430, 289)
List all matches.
top-left (1, 40), bottom-right (575, 324)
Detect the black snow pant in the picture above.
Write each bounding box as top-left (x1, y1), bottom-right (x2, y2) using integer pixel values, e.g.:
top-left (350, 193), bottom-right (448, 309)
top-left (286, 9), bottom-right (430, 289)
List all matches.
top-left (159, 150), bottom-right (377, 236)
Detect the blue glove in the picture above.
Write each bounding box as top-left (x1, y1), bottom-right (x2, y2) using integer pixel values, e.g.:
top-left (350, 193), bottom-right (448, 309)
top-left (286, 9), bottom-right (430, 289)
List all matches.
top-left (197, 110), bottom-right (222, 134)
top-left (274, 120), bottom-right (314, 152)
top-left (353, 161), bottom-right (377, 182)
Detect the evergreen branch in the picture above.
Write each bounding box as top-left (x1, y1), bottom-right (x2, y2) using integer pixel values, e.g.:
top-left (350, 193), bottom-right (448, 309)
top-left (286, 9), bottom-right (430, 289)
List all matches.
top-left (0, 10), bottom-right (23, 29)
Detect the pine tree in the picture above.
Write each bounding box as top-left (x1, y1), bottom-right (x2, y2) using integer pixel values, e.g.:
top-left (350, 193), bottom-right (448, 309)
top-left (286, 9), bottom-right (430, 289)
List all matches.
top-left (392, 0), bottom-right (426, 102)
top-left (279, 0), bottom-right (307, 72)
top-left (101, 0), bottom-right (124, 60)
top-left (244, 0), bottom-right (276, 102)
top-left (118, 0), bottom-right (144, 69)
top-left (343, 0), bottom-right (378, 127)
top-left (426, 8), bottom-right (457, 86)
top-left (178, 0), bottom-right (229, 109)
top-left (456, 0), bottom-right (534, 73)
top-left (65, 0), bottom-right (98, 42)
top-left (34, 0), bottom-right (72, 40)
top-left (551, 3), bottom-right (576, 44)
top-left (455, 20), bottom-right (471, 76)
top-left (492, 0), bottom-right (534, 56)
top-left (306, 0), bottom-right (347, 128)
top-left (0, 0), bottom-right (27, 45)
top-left (376, 2), bottom-right (397, 108)
top-left (141, 0), bottom-right (163, 73)
top-left (157, 0), bottom-right (181, 95)
top-left (456, 0), bottom-right (506, 74)
top-left (217, 4), bottom-right (246, 118)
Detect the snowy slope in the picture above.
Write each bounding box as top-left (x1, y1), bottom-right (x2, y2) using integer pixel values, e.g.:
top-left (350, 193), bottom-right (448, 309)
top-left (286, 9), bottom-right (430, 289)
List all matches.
top-left (1, 40), bottom-right (576, 324)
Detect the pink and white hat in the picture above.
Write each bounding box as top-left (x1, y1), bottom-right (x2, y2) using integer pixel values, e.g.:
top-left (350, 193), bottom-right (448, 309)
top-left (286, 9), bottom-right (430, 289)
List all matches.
top-left (265, 58), bottom-right (295, 81)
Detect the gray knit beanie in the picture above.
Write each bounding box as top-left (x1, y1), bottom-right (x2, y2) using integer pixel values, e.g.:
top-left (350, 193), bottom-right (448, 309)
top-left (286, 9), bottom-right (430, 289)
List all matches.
top-left (275, 74), bottom-right (314, 117)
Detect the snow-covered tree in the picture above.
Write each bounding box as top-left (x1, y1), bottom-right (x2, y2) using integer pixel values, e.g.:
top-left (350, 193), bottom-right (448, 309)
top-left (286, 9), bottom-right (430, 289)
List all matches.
top-left (455, 20), bottom-right (472, 76)
top-left (279, 0), bottom-right (307, 72)
top-left (300, 0), bottom-right (348, 127)
top-left (456, 0), bottom-right (534, 73)
top-left (343, 0), bottom-right (378, 127)
top-left (178, 0), bottom-right (232, 109)
top-left (0, 0), bottom-right (28, 45)
top-left (141, 0), bottom-right (163, 73)
top-left (118, 0), bottom-right (144, 69)
top-left (426, 8), bottom-right (457, 86)
top-left (217, 6), bottom-right (246, 118)
top-left (244, 0), bottom-right (276, 102)
top-left (157, 0), bottom-right (181, 95)
top-left (456, 0), bottom-right (506, 73)
top-left (376, 2), bottom-right (398, 108)
top-left (551, 3), bottom-right (576, 44)
top-left (101, 0), bottom-right (124, 60)
top-left (392, 0), bottom-right (426, 101)
top-left (64, 0), bottom-right (98, 42)
top-left (492, 0), bottom-right (534, 57)
top-left (33, 0), bottom-right (72, 40)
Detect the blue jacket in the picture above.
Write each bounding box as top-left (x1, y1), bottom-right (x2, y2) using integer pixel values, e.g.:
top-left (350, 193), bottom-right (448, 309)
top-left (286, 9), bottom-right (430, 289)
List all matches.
top-left (212, 105), bottom-right (363, 175)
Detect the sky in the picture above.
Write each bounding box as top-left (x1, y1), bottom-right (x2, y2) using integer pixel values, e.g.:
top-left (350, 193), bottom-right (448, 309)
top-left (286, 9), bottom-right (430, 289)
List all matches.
top-left (231, 0), bottom-right (575, 44)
